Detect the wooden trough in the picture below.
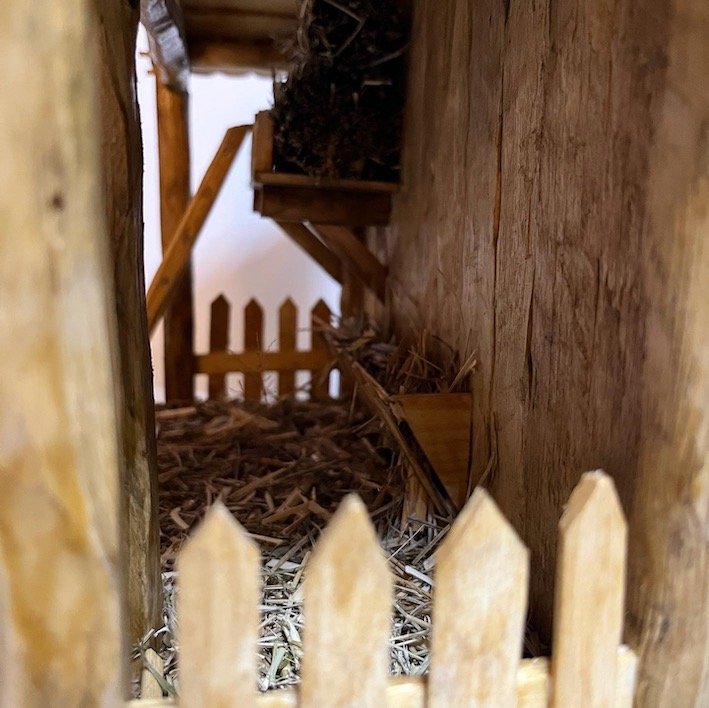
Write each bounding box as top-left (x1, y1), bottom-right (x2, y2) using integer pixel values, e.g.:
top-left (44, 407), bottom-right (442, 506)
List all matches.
top-left (251, 112), bottom-right (398, 227)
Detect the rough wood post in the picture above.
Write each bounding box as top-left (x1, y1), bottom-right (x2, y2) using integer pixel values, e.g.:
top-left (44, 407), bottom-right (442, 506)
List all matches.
top-left (95, 0), bottom-right (161, 656)
top-left (156, 75), bottom-right (195, 401)
top-left (0, 0), bottom-right (124, 702)
top-left (208, 294), bottom-right (231, 400)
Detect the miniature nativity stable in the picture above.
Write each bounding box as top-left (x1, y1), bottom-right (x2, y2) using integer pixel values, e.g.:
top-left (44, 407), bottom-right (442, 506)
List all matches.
top-left (1, 0), bottom-right (707, 707)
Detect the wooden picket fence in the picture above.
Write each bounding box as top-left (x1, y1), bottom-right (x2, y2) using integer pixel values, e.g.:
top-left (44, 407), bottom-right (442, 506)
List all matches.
top-left (129, 470), bottom-right (637, 707)
top-left (194, 295), bottom-right (335, 401)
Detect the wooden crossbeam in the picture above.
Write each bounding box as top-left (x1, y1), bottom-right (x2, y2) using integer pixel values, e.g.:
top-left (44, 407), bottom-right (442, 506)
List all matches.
top-left (147, 125), bottom-right (250, 334)
top-left (275, 222), bottom-right (343, 284)
top-left (194, 350), bottom-right (330, 376)
top-left (311, 223), bottom-right (387, 301)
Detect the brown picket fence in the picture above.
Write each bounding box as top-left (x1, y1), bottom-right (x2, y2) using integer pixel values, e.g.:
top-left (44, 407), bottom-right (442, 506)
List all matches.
top-left (128, 470), bottom-right (637, 707)
top-left (194, 295), bottom-right (335, 401)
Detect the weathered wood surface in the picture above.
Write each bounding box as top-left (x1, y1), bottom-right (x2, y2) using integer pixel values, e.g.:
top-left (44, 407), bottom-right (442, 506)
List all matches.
top-left (156, 77), bottom-right (194, 401)
top-left (141, 0), bottom-right (189, 89)
top-left (0, 1), bottom-right (124, 702)
top-left (147, 125), bottom-right (250, 333)
top-left (386, 0), bottom-right (709, 697)
top-left (178, 504), bottom-right (260, 708)
top-left (96, 0), bottom-right (162, 654)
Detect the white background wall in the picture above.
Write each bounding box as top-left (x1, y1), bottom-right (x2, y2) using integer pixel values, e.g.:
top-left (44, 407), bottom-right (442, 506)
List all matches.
top-left (137, 29), bottom-right (340, 403)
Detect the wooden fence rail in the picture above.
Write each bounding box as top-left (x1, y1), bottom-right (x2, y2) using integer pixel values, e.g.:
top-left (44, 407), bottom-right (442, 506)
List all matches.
top-left (195, 295), bottom-right (334, 401)
top-left (124, 470), bottom-right (636, 707)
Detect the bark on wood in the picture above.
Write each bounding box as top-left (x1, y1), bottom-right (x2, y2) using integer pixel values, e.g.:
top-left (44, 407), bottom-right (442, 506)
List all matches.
top-left (95, 0), bottom-right (162, 653)
top-left (156, 78), bottom-right (195, 402)
top-left (386, 1), bottom-right (708, 700)
top-left (0, 1), bottom-right (124, 702)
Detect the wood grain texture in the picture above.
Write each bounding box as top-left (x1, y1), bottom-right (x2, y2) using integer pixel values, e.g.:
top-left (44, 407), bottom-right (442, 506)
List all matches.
top-left (550, 471), bottom-right (627, 707)
top-left (429, 489), bottom-right (528, 707)
top-left (0, 1), bottom-right (124, 702)
top-left (178, 503), bottom-right (260, 708)
top-left (156, 78), bottom-right (195, 401)
top-left (95, 0), bottom-right (162, 655)
top-left (301, 495), bottom-right (391, 707)
top-left (208, 295), bottom-right (231, 400)
top-left (385, 5), bottom-right (709, 695)
top-left (147, 125), bottom-right (250, 332)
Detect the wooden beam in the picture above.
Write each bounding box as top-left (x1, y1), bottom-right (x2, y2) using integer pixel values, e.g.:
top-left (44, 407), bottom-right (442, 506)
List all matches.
top-left (275, 222), bottom-right (343, 284)
top-left (0, 1), bottom-right (123, 702)
top-left (156, 76), bottom-right (194, 401)
top-left (194, 350), bottom-right (330, 376)
top-left (311, 224), bottom-right (387, 301)
top-left (147, 125), bottom-right (250, 334)
top-left (189, 40), bottom-right (289, 74)
top-left (141, 0), bottom-right (189, 90)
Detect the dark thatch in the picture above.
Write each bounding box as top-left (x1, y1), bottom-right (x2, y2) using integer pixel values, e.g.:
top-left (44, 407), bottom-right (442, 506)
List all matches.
top-left (272, 0), bottom-right (409, 181)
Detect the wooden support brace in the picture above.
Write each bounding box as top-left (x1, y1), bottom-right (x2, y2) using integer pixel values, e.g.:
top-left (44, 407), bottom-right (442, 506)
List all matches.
top-left (147, 125), bottom-right (250, 334)
top-left (310, 223), bottom-right (387, 301)
top-left (275, 222), bottom-right (343, 284)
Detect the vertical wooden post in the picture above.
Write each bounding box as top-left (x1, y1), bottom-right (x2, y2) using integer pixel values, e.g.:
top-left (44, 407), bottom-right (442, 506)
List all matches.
top-left (279, 298), bottom-right (298, 397)
top-left (156, 75), bottom-right (194, 401)
top-left (310, 300), bottom-right (332, 400)
top-left (243, 299), bottom-right (264, 401)
top-left (208, 294), bottom-right (231, 400)
top-left (0, 0), bottom-right (123, 702)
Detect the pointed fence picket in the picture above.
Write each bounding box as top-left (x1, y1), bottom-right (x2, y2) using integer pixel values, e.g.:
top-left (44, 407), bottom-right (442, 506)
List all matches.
top-left (122, 470), bottom-right (637, 707)
top-left (194, 295), bottom-right (335, 401)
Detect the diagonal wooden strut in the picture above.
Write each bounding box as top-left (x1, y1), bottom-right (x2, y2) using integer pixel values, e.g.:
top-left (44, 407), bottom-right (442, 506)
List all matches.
top-left (275, 221), bottom-right (343, 284)
top-left (147, 125), bottom-right (250, 334)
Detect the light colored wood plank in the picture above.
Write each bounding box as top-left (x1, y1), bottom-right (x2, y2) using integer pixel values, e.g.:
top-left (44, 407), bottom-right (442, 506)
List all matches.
top-left (391, 393), bottom-right (473, 509)
top-left (275, 222), bottom-right (343, 284)
top-left (257, 185), bottom-right (392, 226)
top-left (614, 646), bottom-right (639, 708)
top-left (310, 300), bottom-right (332, 400)
top-left (243, 298), bottom-right (264, 401)
top-left (156, 76), bottom-right (194, 401)
top-left (140, 648), bottom-right (165, 699)
top-left (195, 349), bottom-right (330, 376)
top-left (551, 470), bottom-right (627, 707)
top-left (147, 125), bottom-right (250, 333)
top-left (312, 224), bottom-right (387, 301)
top-left (208, 294), bottom-right (231, 400)
top-left (278, 298), bottom-right (297, 396)
top-left (0, 1), bottom-right (124, 701)
top-left (301, 495), bottom-right (392, 707)
top-left (516, 659), bottom-right (550, 708)
top-left (429, 488), bottom-right (529, 706)
top-left (178, 502), bottom-right (260, 708)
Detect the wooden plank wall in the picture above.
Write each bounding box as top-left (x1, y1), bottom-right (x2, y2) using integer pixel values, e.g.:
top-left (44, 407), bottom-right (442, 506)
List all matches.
top-left (384, 0), bottom-right (708, 703)
top-left (95, 1), bottom-right (161, 650)
top-left (0, 0), bottom-right (124, 702)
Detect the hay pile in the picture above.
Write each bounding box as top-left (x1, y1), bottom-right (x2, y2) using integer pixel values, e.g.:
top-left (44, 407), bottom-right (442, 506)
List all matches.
top-left (135, 397), bottom-right (452, 696)
top-left (272, 0), bottom-right (409, 181)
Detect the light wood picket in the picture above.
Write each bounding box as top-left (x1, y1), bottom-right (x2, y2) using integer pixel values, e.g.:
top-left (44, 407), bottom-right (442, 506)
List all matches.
top-left (550, 471), bottom-right (627, 707)
top-left (3, 471), bottom-right (637, 706)
top-left (178, 502), bottom-right (260, 707)
top-left (429, 488), bottom-right (529, 706)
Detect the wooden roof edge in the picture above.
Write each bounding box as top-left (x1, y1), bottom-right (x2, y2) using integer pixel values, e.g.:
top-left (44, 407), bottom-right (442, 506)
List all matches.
top-left (141, 0), bottom-right (190, 91)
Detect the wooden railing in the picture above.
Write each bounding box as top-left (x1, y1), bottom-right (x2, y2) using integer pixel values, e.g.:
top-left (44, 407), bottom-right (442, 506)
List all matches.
top-left (126, 470), bottom-right (636, 707)
top-left (196, 295), bottom-right (335, 401)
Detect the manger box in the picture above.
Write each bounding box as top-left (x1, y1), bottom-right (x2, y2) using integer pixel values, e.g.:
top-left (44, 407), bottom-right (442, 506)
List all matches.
top-left (251, 111), bottom-right (398, 227)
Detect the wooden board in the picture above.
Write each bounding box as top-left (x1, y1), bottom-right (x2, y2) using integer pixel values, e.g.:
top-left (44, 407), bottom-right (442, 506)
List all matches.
top-left (391, 393), bottom-right (473, 509)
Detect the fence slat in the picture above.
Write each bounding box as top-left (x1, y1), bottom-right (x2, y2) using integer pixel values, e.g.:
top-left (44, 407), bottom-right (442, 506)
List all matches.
top-left (550, 470), bottom-right (627, 707)
top-left (208, 294), bottom-right (231, 400)
top-left (244, 298), bottom-right (264, 401)
top-left (140, 648), bottom-right (165, 699)
top-left (278, 298), bottom-right (297, 396)
top-left (301, 495), bottom-right (391, 707)
top-left (310, 300), bottom-right (332, 399)
top-left (429, 488), bottom-right (529, 707)
top-left (178, 502), bottom-right (260, 708)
